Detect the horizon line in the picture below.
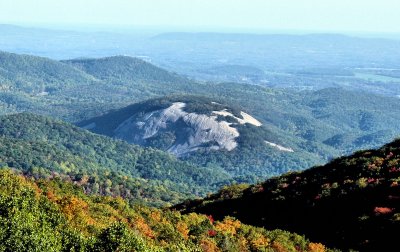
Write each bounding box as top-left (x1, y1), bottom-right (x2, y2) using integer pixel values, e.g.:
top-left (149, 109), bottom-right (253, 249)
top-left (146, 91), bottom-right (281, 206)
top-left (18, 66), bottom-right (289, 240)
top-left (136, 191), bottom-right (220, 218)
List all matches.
top-left (2, 22), bottom-right (400, 37)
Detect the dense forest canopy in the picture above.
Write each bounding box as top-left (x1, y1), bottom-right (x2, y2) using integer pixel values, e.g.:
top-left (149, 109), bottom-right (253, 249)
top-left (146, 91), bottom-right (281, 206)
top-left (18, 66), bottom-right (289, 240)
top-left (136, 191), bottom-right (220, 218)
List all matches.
top-left (175, 138), bottom-right (400, 251)
top-left (0, 169), bottom-right (333, 252)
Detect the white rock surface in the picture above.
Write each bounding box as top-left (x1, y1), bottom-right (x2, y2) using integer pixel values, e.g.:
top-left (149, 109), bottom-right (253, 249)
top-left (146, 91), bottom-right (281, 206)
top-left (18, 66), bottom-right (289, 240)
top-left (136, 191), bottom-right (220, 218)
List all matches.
top-left (212, 109), bottom-right (262, 126)
top-left (114, 102), bottom-right (249, 156)
top-left (265, 141), bottom-right (294, 152)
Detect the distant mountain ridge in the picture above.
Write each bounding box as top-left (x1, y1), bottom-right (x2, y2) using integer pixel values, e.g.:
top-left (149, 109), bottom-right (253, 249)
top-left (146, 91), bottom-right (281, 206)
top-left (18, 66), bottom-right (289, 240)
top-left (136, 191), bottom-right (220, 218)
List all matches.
top-left (62, 56), bottom-right (186, 83)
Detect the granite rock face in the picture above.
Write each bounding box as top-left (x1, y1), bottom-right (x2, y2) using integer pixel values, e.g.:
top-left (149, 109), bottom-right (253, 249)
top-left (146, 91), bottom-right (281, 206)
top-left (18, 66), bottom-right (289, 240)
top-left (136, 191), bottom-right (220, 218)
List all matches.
top-left (113, 102), bottom-right (262, 156)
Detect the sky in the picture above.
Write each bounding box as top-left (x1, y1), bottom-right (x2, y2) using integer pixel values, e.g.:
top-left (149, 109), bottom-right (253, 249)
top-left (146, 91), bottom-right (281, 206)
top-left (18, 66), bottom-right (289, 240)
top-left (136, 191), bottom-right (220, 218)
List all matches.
top-left (0, 0), bottom-right (400, 33)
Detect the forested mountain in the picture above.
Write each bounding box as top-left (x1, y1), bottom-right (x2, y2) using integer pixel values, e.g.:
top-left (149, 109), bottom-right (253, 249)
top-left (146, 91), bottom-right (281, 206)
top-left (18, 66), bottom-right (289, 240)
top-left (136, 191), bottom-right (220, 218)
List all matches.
top-left (0, 169), bottom-right (333, 251)
top-left (0, 113), bottom-right (230, 206)
top-left (1, 50), bottom-right (400, 177)
top-left (175, 138), bottom-right (400, 251)
top-left (0, 50), bottom-right (95, 91)
top-left (0, 51), bottom-right (200, 121)
top-left (62, 56), bottom-right (187, 84)
top-left (79, 95), bottom-right (322, 182)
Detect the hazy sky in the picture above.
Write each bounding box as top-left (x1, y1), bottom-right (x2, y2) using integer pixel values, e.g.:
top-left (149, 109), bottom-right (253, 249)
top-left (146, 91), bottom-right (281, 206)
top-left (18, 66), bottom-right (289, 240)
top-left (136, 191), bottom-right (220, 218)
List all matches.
top-left (1, 0), bottom-right (399, 33)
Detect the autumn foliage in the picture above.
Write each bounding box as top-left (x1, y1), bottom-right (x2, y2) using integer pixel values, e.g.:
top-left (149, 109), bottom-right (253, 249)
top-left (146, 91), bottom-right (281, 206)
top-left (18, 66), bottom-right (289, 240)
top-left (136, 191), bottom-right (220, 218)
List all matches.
top-left (175, 139), bottom-right (400, 251)
top-left (0, 169), bottom-right (332, 252)
top-left (374, 207), bottom-right (394, 215)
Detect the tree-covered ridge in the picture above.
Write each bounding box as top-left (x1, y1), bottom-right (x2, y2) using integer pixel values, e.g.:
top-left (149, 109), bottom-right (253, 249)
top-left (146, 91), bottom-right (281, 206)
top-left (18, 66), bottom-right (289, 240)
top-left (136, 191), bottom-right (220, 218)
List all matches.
top-left (0, 51), bottom-right (96, 92)
top-left (62, 56), bottom-right (188, 84)
top-left (175, 138), bottom-right (400, 251)
top-left (0, 169), bottom-right (334, 252)
top-left (0, 51), bottom-right (201, 122)
top-left (0, 113), bottom-right (229, 206)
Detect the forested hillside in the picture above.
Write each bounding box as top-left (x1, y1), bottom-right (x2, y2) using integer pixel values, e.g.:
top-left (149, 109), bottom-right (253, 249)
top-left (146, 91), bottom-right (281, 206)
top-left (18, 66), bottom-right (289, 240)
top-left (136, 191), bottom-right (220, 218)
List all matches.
top-left (175, 138), bottom-right (400, 251)
top-left (0, 51), bottom-right (200, 121)
top-left (0, 169), bottom-right (333, 251)
top-left (63, 56), bottom-right (188, 84)
top-left (0, 113), bottom-right (230, 206)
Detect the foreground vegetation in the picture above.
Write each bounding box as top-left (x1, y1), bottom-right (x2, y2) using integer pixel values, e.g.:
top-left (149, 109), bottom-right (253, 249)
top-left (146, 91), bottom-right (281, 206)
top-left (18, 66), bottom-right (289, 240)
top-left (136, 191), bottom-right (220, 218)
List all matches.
top-left (0, 169), bottom-right (332, 252)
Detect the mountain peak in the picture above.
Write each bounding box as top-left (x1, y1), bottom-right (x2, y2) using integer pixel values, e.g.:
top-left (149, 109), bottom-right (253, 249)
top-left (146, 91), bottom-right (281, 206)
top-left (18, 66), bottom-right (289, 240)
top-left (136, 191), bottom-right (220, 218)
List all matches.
top-left (81, 96), bottom-right (264, 156)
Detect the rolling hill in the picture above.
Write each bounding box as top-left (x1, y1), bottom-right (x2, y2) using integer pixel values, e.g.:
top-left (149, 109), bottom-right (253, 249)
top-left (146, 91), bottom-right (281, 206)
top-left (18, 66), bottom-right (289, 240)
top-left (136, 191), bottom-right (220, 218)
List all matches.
top-left (62, 56), bottom-right (187, 84)
top-left (0, 51), bottom-right (200, 121)
top-left (174, 138), bottom-right (400, 251)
